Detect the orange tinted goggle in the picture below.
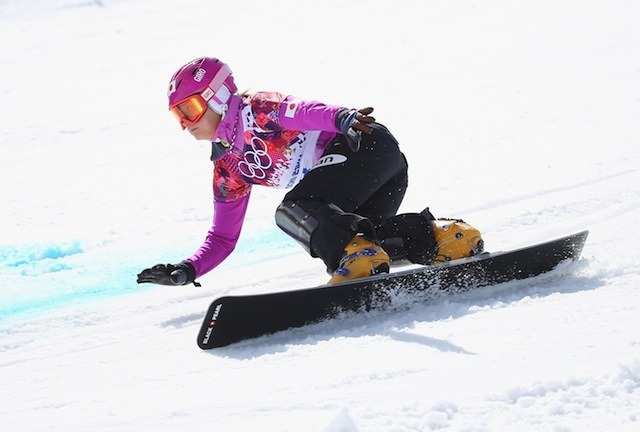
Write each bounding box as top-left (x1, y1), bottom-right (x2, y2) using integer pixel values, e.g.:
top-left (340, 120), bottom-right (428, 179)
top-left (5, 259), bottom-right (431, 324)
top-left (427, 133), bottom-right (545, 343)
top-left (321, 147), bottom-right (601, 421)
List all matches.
top-left (169, 94), bottom-right (208, 129)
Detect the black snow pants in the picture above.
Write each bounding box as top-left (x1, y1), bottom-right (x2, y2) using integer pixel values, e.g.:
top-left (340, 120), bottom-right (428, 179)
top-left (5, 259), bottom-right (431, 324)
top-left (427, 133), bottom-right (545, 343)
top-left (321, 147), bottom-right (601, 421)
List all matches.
top-left (279, 123), bottom-right (437, 271)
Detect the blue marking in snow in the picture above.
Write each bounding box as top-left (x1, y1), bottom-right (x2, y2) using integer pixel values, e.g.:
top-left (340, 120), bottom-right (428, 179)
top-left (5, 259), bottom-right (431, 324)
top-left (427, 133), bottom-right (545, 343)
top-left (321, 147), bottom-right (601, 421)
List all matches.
top-left (0, 227), bottom-right (299, 321)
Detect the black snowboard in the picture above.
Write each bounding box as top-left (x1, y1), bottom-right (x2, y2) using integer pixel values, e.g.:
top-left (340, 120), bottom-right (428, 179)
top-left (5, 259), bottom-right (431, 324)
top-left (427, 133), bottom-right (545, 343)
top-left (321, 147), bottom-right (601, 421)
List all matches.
top-left (197, 230), bottom-right (588, 349)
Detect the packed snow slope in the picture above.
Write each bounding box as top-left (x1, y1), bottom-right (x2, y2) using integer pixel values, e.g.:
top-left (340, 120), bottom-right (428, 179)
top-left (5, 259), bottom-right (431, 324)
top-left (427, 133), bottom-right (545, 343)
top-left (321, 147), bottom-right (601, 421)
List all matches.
top-left (1, 0), bottom-right (639, 430)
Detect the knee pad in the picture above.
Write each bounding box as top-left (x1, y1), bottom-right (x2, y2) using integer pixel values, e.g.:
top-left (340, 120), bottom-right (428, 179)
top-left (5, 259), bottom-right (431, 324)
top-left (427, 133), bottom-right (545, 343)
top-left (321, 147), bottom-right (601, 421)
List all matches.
top-left (274, 200), bottom-right (320, 255)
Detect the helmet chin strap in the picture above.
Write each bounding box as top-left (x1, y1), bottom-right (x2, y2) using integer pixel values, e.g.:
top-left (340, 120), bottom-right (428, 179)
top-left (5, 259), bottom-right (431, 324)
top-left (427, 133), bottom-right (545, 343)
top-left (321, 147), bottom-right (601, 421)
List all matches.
top-left (207, 96), bottom-right (230, 142)
top-left (209, 93), bottom-right (240, 151)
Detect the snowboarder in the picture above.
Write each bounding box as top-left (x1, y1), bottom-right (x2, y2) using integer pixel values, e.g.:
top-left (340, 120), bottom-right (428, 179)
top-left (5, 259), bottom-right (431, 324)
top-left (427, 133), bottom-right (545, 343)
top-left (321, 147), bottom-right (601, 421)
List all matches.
top-left (137, 57), bottom-right (483, 287)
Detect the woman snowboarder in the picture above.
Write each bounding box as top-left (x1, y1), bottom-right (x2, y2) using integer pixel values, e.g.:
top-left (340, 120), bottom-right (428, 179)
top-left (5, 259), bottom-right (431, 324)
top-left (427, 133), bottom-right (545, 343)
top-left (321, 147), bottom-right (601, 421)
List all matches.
top-left (137, 57), bottom-right (482, 287)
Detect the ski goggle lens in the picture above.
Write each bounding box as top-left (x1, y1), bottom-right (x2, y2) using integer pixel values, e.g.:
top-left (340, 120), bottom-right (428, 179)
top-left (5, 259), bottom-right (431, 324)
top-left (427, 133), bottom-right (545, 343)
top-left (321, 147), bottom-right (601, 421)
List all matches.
top-left (169, 94), bottom-right (208, 129)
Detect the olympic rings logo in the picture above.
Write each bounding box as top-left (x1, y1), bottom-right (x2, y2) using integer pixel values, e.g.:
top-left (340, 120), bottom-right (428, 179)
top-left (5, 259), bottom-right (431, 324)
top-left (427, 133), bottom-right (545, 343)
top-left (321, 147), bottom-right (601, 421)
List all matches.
top-left (239, 137), bottom-right (273, 179)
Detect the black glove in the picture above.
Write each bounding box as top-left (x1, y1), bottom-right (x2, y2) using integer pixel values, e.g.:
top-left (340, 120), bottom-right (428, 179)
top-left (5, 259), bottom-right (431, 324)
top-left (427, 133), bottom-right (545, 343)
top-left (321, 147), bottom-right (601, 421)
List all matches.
top-left (335, 107), bottom-right (375, 151)
top-left (136, 261), bottom-right (199, 286)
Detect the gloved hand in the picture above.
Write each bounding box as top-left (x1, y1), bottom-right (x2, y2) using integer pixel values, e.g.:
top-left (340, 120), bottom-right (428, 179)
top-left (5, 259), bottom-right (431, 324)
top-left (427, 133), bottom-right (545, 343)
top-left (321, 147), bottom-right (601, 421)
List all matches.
top-left (136, 261), bottom-right (199, 286)
top-left (335, 107), bottom-right (375, 151)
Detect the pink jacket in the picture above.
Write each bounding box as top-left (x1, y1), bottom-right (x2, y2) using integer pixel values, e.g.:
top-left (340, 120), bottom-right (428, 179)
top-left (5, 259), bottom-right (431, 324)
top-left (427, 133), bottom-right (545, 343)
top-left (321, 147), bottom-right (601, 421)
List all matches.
top-left (186, 91), bottom-right (345, 277)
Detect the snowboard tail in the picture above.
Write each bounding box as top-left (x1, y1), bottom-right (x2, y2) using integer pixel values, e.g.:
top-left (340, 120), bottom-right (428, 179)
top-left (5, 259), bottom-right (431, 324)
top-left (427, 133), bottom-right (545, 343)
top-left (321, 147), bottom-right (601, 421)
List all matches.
top-left (197, 230), bottom-right (589, 349)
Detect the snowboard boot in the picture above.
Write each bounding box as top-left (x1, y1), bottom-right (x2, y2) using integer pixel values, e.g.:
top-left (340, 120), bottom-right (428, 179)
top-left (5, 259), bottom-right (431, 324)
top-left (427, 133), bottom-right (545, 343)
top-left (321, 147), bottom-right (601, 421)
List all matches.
top-left (328, 235), bottom-right (390, 285)
top-left (376, 208), bottom-right (438, 266)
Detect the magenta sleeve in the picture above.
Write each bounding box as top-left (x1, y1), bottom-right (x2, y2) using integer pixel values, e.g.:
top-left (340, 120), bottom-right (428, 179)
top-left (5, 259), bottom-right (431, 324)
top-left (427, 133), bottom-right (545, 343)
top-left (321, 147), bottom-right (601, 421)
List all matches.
top-left (185, 192), bottom-right (251, 277)
top-left (278, 96), bottom-right (344, 133)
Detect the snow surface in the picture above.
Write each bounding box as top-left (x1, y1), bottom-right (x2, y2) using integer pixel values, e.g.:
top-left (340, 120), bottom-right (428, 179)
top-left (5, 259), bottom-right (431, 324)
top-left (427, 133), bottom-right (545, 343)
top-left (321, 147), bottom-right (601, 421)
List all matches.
top-left (1, 0), bottom-right (639, 430)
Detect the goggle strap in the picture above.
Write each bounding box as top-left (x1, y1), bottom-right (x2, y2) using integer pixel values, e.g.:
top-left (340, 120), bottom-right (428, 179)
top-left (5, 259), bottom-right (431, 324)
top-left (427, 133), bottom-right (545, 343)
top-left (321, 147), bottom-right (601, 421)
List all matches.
top-left (202, 64), bottom-right (232, 102)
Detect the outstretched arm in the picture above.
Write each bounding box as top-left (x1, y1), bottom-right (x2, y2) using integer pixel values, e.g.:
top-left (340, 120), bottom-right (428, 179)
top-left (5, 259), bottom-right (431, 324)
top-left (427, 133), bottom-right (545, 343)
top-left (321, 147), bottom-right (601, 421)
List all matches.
top-left (186, 193), bottom-right (251, 277)
top-left (137, 193), bottom-right (251, 286)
